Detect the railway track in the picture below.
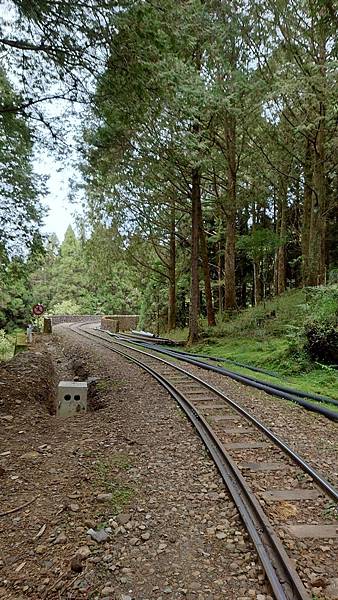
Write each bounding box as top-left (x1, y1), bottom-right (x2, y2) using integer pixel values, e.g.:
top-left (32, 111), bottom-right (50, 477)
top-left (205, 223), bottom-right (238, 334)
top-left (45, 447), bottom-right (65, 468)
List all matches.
top-left (69, 322), bottom-right (338, 600)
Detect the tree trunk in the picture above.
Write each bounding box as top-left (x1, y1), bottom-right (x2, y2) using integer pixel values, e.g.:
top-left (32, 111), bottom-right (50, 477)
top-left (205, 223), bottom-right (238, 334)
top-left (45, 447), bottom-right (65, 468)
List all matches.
top-left (305, 32), bottom-right (327, 287)
top-left (188, 167), bottom-right (201, 345)
top-left (224, 113), bottom-right (237, 309)
top-left (302, 139), bottom-right (313, 286)
top-left (218, 242), bottom-right (223, 315)
top-left (253, 260), bottom-right (262, 305)
top-left (275, 190), bottom-right (287, 295)
top-left (198, 202), bottom-right (215, 326)
top-left (309, 102), bottom-right (326, 285)
top-left (168, 200), bottom-right (176, 331)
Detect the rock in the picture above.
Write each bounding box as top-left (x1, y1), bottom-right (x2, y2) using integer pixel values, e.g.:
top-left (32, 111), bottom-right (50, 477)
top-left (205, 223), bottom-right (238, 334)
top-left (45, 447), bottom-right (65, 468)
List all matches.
top-left (116, 513), bottom-right (131, 525)
top-left (87, 528), bottom-right (109, 543)
top-left (103, 554), bottom-right (113, 563)
top-left (129, 537), bottom-right (139, 545)
top-left (69, 503), bottom-right (80, 512)
top-left (70, 557), bottom-right (83, 573)
top-left (158, 542), bottom-right (167, 551)
top-left (256, 595), bottom-right (266, 600)
top-left (121, 595), bottom-right (132, 600)
top-left (189, 582), bottom-right (200, 591)
top-left (101, 586), bottom-right (115, 596)
top-left (326, 579), bottom-right (338, 600)
top-left (97, 493), bottom-right (113, 502)
top-left (109, 519), bottom-right (118, 529)
top-left (20, 451), bottom-right (41, 460)
top-left (208, 492), bottom-right (219, 500)
top-left (141, 532), bottom-right (150, 541)
top-left (216, 532), bottom-right (226, 540)
top-left (35, 545), bottom-right (47, 554)
top-left (310, 576), bottom-right (327, 588)
top-left (163, 587), bottom-right (173, 593)
top-left (73, 578), bottom-right (90, 592)
top-left (76, 545), bottom-right (91, 560)
top-left (54, 532), bottom-right (67, 545)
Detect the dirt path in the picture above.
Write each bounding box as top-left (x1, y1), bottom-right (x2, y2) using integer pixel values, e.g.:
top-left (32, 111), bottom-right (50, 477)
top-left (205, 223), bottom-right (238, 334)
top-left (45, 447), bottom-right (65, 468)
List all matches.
top-left (0, 328), bottom-right (270, 600)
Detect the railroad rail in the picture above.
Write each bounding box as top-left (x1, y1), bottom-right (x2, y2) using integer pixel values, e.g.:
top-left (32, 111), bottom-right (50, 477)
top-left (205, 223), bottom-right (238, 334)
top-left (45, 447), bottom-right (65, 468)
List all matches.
top-left (68, 322), bottom-right (338, 600)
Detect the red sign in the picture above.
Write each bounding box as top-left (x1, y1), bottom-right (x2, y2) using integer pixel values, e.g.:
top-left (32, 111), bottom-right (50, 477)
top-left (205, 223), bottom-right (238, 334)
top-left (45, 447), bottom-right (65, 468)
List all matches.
top-left (32, 303), bottom-right (44, 316)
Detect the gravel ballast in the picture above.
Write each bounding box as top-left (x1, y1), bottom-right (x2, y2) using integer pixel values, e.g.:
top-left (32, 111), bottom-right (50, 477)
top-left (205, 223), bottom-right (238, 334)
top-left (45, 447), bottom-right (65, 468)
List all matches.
top-left (0, 328), bottom-right (272, 600)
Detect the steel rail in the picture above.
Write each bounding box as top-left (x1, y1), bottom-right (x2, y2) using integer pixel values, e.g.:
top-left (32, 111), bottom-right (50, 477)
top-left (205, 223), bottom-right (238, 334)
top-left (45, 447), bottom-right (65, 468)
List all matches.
top-left (70, 323), bottom-right (310, 600)
top-left (112, 335), bottom-right (338, 416)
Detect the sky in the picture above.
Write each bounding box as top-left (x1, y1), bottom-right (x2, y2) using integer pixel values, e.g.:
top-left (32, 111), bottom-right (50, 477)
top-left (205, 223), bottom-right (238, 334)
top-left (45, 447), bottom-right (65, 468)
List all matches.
top-left (2, 2), bottom-right (90, 244)
top-left (36, 156), bottom-right (75, 243)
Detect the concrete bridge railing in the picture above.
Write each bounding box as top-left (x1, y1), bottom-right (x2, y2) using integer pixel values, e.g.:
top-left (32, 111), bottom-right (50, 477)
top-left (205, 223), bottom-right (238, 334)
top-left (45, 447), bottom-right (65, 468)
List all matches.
top-left (48, 315), bottom-right (101, 325)
top-left (101, 315), bottom-right (139, 332)
top-left (47, 314), bottom-right (139, 332)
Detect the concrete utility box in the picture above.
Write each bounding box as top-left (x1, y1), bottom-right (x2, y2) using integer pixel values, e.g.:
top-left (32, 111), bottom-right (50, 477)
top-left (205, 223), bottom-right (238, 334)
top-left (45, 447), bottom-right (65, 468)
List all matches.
top-left (57, 381), bottom-right (87, 417)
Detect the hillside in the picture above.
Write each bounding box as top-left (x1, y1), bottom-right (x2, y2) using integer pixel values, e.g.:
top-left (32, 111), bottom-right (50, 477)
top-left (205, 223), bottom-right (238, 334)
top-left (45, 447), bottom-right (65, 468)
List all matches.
top-left (171, 287), bottom-right (338, 400)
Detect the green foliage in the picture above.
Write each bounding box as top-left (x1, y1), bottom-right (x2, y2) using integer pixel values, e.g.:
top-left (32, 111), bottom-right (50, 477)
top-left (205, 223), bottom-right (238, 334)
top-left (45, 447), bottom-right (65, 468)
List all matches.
top-left (0, 68), bottom-right (44, 256)
top-left (95, 457), bottom-right (134, 515)
top-left (304, 286), bottom-right (338, 327)
top-left (3, 0), bottom-right (338, 341)
top-left (237, 229), bottom-right (284, 261)
top-left (329, 268), bottom-right (338, 284)
top-left (49, 300), bottom-right (84, 315)
top-left (0, 330), bottom-right (15, 360)
top-left (0, 257), bottom-right (34, 330)
top-left (29, 225), bottom-right (141, 317)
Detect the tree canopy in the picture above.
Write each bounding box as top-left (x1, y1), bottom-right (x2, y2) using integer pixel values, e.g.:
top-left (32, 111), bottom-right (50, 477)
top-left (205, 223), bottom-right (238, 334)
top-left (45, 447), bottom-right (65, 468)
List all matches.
top-left (1, 0), bottom-right (337, 342)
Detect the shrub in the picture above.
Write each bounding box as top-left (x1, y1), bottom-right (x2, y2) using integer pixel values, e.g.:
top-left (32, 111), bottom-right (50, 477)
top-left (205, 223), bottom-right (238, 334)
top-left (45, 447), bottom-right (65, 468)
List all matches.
top-left (49, 300), bottom-right (83, 315)
top-left (304, 322), bottom-right (338, 365)
top-left (300, 286), bottom-right (338, 365)
top-left (0, 329), bottom-right (14, 360)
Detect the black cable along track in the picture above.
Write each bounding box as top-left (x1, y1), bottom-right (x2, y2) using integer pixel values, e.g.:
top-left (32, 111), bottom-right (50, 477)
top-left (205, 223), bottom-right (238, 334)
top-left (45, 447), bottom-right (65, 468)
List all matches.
top-left (70, 322), bottom-right (312, 600)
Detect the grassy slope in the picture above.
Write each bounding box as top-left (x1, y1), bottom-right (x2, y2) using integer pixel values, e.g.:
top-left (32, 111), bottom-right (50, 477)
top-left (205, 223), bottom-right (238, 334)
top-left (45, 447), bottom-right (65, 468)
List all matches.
top-left (169, 289), bottom-right (338, 402)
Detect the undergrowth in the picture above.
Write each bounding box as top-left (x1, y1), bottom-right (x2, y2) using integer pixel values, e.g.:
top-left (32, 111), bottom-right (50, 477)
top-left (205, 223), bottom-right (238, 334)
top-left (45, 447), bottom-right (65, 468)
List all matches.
top-left (167, 286), bottom-right (338, 400)
top-left (0, 329), bottom-right (15, 360)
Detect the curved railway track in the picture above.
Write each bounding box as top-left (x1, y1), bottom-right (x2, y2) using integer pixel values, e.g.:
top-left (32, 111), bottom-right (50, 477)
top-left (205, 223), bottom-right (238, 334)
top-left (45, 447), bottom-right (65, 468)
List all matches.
top-left (68, 322), bottom-right (338, 600)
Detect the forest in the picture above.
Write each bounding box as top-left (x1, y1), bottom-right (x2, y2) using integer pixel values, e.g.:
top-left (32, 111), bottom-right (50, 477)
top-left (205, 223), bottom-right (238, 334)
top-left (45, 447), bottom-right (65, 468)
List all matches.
top-left (0, 1), bottom-right (337, 363)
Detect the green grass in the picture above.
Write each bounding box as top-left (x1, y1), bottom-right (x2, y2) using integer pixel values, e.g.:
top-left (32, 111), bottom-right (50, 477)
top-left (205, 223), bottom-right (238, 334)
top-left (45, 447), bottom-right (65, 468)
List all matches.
top-left (95, 457), bottom-right (134, 514)
top-left (322, 501), bottom-right (338, 521)
top-left (186, 337), bottom-right (338, 402)
top-left (164, 288), bottom-right (338, 403)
